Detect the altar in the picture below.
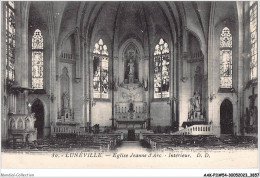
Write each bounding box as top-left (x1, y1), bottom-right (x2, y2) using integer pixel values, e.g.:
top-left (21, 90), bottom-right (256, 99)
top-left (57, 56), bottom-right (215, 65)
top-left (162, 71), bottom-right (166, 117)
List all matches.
top-left (115, 101), bottom-right (147, 129)
top-left (115, 82), bottom-right (147, 129)
top-left (114, 44), bottom-right (148, 130)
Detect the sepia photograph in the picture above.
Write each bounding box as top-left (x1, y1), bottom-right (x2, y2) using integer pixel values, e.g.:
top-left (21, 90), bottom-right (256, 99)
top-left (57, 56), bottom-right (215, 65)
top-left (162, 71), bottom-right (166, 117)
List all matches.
top-left (0, 0), bottom-right (259, 177)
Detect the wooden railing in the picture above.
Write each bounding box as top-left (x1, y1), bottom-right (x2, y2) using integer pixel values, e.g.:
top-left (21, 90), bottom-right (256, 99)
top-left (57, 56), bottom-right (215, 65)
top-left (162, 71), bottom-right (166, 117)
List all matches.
top-left (172, 124), bottom-right (213, 135)
top-left (52, 125), bottom-right (85, 135)
top-left (53, 126), bottom-right (78, 134)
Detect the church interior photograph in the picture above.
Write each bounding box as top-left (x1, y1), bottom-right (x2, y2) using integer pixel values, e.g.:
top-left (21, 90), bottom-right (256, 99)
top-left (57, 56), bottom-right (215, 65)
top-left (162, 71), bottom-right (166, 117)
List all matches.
top-left (1, 1), bottom-right (258, 152)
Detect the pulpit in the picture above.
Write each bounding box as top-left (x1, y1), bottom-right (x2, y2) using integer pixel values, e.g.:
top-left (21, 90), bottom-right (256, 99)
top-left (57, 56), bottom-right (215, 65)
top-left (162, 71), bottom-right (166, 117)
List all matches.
top-left (8, 113), bottom-right (37, 146)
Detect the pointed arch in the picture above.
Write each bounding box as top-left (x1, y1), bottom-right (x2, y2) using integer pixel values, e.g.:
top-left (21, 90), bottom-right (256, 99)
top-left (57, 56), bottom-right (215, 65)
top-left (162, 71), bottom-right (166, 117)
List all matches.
top-left (31, 99), bottom-right (45, 138)
top-left (220, 99), bottom-right (233, 134)
top-left (17, 118), bottom-right (24, 129)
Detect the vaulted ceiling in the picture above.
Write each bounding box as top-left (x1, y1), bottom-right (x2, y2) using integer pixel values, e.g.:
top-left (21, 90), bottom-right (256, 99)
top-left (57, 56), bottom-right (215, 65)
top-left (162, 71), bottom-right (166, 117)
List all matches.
top-left (27, 1), bottom-right (238, 56)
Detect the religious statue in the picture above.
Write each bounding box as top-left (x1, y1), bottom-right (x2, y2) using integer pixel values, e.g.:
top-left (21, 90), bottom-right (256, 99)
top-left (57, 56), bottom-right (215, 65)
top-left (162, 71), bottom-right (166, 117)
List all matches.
top-left (192, 91), bottom-right (201, 112)
top-left (245, 87), bottom-right (258, 133)
top-left (128, 58), bottom-right (135, 76)
top-left (62, 92), bottom-right (70, 109)
top-left (245, 107), bottom-right (250, 133)
top-left (188, 91), bottom-right (202, 121)
top-left (249, 106), bottom-right (257, 126)
top-left (188, 109), bottom-right (194, 121)
top-left (127, 58), bottom-right (135, 83)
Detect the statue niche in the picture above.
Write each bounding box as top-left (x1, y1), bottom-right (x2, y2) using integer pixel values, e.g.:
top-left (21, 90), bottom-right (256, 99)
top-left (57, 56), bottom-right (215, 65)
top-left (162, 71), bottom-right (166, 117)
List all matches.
top-left (187, 65), bottom-right (204, 122)
top-left (194, 66), bottom-right (202, 95)
top-left (58, 67), bottom-right (74, 122)
top-left (124, 44), bottom-right (139, 83)
top-left (114, 42), bottom-right (147, 130)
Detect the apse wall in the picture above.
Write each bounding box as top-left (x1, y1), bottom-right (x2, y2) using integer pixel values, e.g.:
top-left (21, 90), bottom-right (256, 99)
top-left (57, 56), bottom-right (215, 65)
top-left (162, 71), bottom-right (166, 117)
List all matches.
top-left (150, 102), bottom-right (171, 127)
top-left (87, 1), bottom-right (176, 130)
top-left (92, 102), bottom-right (112, 126)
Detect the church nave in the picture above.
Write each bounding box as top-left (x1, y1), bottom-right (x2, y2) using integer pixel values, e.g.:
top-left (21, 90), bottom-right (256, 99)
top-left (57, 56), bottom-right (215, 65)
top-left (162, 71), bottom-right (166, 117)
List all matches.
top-left (1, 1), bottom-right (258, 152)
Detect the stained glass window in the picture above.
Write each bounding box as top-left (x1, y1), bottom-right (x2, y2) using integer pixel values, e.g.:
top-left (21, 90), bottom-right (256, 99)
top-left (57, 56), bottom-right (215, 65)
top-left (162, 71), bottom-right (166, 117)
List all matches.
top-left (220, 27), bottom-right (232, 88)
top-left (93, 39), bottom-right (109, 99)
top-left (249, 1), bottom-right (258, 80)
top-left (154, 38), bottom-right (170, 98)
top-left (5, 1), bottom-right (15, 86)
top-left (32, 29), bottom-right (44, 89)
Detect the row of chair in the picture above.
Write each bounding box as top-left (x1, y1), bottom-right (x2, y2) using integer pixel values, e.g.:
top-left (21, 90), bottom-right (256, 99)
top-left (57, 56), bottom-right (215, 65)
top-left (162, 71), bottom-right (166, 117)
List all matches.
top-left (6, 134), bottom-right (121, 152)
top-left (143, 134), bottom-right (257, 151)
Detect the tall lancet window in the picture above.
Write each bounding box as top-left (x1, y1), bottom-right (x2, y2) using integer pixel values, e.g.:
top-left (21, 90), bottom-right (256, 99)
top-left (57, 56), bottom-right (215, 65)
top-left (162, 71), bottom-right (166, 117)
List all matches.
top-left (249, 1), bottom-right (258, 80)
top-left (93, 39), bottom-right (109, 99)
top-left (154, 38), bottom-right (170, 98)
top-left (32, 29), bottom-right (44, 89)
top-left (220, 27), bottom-right (232, 88)
top-left (5, 1), bottom-right (15, 86)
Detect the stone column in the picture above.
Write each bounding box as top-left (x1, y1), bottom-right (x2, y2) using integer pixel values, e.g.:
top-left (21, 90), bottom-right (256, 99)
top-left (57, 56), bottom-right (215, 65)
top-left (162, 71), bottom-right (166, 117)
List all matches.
top-left (1, 3), bottom-right (7, 141)
top-left (47, 2), bottom-right (57, 136)
top-left (82, 41), bottom-right (88, 130)
top-left (75, 28), bottom-right (81, 82)
top-left (236, 2), bottom-right (244, 135)
top-left (207, 2), bottom-right (219, 135)
top-left (182, 28), bottom-right (189, 82)
top-left (88, 49), bottom-right (93, 129)
top-left (112, 56), bottom-right (118, 129)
